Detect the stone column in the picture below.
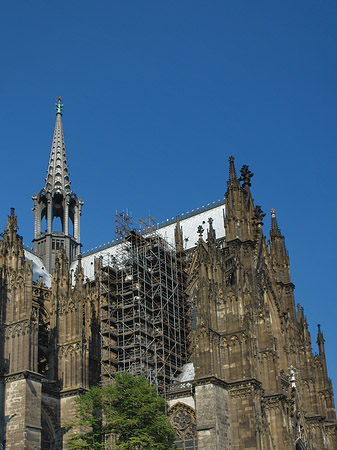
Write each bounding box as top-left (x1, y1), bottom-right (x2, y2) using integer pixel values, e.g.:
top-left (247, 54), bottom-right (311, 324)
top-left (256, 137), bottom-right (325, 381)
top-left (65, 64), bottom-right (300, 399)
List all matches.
top-left (195, 380), bottom-right (231, 450)
top-left (32, 198), bottom-right (41, 240)
top-left (4, 372), bottom-right (42, 450)
top-left (74, 205), bottom-right (79, 242)
top-left (47, 197), bottom-right (52, 233)
top-left (60, 393), bottom-right (78, 448)
top-left (64, 196), bottom-right (69, 236)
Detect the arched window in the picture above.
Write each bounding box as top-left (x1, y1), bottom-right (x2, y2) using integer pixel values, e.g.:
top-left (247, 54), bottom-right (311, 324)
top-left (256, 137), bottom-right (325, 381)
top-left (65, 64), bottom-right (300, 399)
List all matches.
top-left (168, 403), bottom-right (197, 450)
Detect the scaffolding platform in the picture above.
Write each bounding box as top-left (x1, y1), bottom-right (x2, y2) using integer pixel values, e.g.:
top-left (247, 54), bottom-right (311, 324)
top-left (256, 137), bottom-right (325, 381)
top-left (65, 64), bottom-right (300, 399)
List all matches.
top-left (99, 212), bottom-right (187, 392)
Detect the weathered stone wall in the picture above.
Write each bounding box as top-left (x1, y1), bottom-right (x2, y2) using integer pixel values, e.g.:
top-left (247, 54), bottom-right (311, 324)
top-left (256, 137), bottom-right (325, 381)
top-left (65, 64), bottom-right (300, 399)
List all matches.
top-left (195, 382), bottom-right (231, 450)
top-left (228, 384), bottom-right (263, 450)
top-left (60, 394), bottom-right (78, 448)
top-left (4, 376), bottom-right (41, 450)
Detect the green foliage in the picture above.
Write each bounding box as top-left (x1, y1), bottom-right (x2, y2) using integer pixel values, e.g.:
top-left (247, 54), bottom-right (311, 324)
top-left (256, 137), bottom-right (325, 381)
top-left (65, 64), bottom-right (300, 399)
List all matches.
top-left (66, 386), bottom-right (106, 450)
top-left (66, 373), bottom-right (177, 450)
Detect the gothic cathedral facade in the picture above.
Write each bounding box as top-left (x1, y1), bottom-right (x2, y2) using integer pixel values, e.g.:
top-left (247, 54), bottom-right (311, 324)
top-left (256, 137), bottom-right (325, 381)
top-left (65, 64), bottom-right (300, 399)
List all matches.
top-left (0, 100), bottom-right (336, 449)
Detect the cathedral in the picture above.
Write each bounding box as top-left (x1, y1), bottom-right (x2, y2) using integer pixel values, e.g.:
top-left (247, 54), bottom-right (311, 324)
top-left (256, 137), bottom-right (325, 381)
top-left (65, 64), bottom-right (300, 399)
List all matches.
top-left (0, 99), bottom-right (336, 450)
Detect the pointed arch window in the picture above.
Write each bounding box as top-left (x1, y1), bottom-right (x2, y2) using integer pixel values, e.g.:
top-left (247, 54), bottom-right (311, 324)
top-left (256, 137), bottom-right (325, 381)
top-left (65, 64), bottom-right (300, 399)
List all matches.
top-left (168, 403), bottom-right (197, 450)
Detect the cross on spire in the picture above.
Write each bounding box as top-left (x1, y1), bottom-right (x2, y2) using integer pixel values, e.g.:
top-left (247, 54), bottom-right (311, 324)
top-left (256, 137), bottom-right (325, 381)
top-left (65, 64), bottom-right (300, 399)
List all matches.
top-left (55, 97), bottom-right (63, 115)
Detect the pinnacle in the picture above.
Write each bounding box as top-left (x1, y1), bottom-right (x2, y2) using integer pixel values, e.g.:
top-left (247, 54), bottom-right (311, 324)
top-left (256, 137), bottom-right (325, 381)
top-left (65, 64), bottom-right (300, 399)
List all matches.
top-left (228, 156), bottom-right (238, 183)
top-left (6, 208), bottom-right (18, 233)
top-left (45, 99), bottom-right (71, 194)
top-left (197, 225), bottom-right (204, 241)
top-left (239, 165), bottom-right (254, 188)
top-left (317, 324), bottom-right (324, 341)
top-left (270, 208), bottom-right (281, 237)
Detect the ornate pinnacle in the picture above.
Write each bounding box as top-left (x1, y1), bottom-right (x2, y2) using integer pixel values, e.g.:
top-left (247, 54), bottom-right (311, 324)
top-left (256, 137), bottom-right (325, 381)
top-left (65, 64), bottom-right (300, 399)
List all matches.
top-left (317, 324), bottom-right (326, 355)
top-left (254, 205), bottom-right (265, 226)
top-left (228, 156), bottom-right (237, 183)
top-left (239, 165), bottom-right (254, 188)
top-left (197, 225), bottom-right (204, 240)
top-left (317, 324), bottom-right (324, 341)
top-left (270, 208), bottom-right (281, 236)
top-left (207, 217), bottom-right (216, 243)
top-left (55, 97), bottom-right (63, 115)
top-left (6, 208), bottom-right (18, 233)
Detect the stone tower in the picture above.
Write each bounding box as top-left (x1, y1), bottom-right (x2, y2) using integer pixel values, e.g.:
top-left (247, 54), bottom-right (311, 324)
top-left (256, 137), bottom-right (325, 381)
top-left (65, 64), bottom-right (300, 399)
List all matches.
top-left (32, 98), bottom-right (83, 273)
top-left (0, 209), bottom-right (42, 449)
top-left (174, 156), bottom-right (337, 449)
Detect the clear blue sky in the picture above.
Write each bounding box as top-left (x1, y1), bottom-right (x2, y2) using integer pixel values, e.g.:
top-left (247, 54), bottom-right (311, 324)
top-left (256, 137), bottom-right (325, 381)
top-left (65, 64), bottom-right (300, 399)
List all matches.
top-left (1, 1), bottom-right (337, 388)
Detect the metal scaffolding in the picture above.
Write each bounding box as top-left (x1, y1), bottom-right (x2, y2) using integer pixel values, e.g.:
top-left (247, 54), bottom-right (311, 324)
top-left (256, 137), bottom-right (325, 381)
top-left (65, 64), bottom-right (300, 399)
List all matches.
top-left (99, 212), bottom-right (186, 392)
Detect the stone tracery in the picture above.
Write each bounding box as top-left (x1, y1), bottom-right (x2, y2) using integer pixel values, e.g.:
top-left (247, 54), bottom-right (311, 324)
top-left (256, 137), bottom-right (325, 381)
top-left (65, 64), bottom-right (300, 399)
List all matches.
top-left (168, 403), bottom-right (197, 450)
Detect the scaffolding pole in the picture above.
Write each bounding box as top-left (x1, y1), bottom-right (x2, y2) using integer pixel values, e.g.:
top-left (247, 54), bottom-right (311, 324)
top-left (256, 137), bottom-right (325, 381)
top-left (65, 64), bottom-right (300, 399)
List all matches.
top-left (99, 212), bottom-right (187, 392)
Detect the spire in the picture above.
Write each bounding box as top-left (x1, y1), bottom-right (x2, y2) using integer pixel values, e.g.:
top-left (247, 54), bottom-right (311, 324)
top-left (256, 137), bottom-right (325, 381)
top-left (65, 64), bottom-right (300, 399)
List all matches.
top-left (6, 208), bottom-right (18, 235)
top-left (225, 157), bottom-right (256, 242)
top-left (268, 209), bottom-right (291, 285)
top-left (3, 208), bottom-right (23, 252)
top-left (317, 324), bottom-right (330, 386)
top-left (317, 324), bottom-right (325, 354)
top-left (33, 98), bottom-right (83, 272)
top-left (207, 217), bottom-right (216, 245)
top-left (270, 208), bottom-right (281, 237)
top-left (74, 254), bottom-right (84, 286)
top-left (45, 97), bottom-right (71, 193)
top-left (228, 156), bottom-right (238, 184)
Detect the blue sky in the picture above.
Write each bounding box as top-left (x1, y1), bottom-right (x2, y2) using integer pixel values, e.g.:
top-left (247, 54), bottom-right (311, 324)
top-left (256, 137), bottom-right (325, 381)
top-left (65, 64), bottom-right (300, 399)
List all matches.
top-left (1, 1), bottom-right (337, 388)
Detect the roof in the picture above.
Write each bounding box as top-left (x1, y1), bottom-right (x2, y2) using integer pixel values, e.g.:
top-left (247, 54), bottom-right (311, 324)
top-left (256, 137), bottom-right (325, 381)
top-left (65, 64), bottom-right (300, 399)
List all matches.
top-left (24, 249), bottom-right (52, 288)
top-left (45, 103), bottom-right (71, 194)
top-left (71, 201), bottom-right (226, 280)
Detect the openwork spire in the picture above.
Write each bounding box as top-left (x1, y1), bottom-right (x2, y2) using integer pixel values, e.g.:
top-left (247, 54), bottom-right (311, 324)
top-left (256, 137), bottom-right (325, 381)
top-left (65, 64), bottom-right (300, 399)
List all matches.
top-left (45, 98), bottom-right (71, 193)
top-left (33, 98), bottom-right (82, 272)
